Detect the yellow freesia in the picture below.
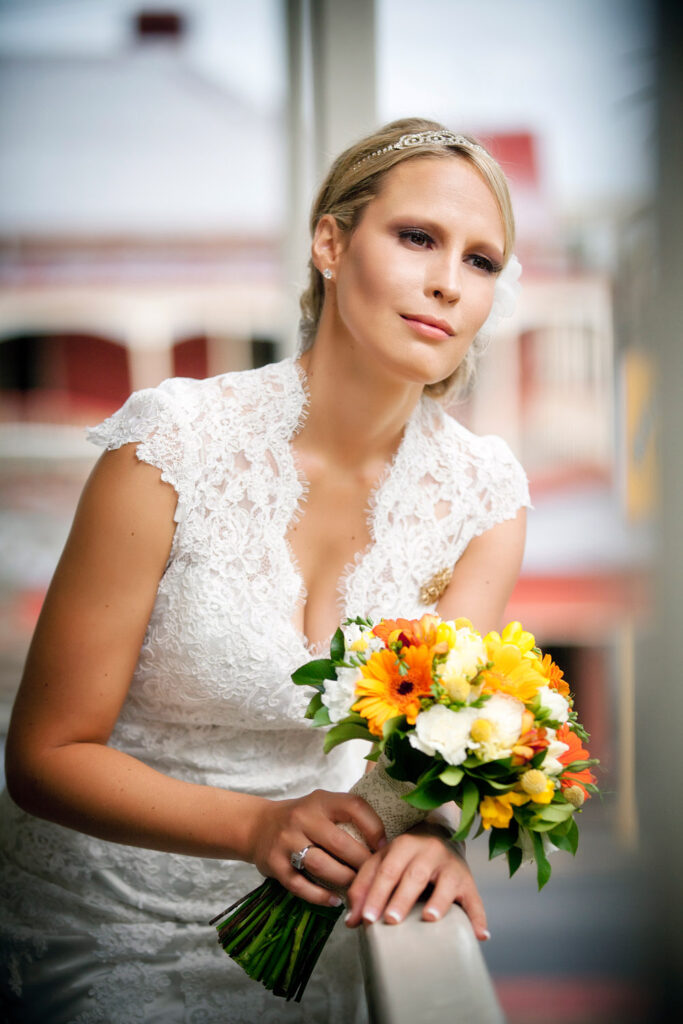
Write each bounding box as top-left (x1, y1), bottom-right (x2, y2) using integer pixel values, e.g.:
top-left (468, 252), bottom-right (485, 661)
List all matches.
top-left (479, 790), bottom-right (529, 831)
top-left (501, 621), bottom-right (537, 656)
top-left (480, 650), bottom-right (545, 703)
top-left (435, 621), bottom-right (457, 649)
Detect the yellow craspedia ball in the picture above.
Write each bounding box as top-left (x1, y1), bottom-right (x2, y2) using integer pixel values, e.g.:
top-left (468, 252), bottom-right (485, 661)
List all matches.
top-left (520, 769), bottom-right (549, 796)
top-left (563, 785), bottom-right (586, 808)
top-left (442, 675), bottom-right (470, 703)
top-left (470, 718), bottom-right (493, 743)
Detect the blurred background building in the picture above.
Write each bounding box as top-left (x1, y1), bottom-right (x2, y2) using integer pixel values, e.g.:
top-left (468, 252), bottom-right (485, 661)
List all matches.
top-left (0, 1), bottom-right (667, 1021)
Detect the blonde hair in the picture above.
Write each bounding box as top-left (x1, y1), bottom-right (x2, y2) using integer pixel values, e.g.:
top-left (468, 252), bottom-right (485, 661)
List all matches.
top-left (298, 117), bottom-right (515, 399)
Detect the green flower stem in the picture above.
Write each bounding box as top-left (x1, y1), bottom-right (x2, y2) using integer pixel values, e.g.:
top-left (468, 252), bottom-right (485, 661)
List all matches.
top-left (220, 887), bottom-right (284, 956)
top-left (262, 911), bottom-right (299, 986)
top-left (283, 908), bottom-right (311, 992)
top-left (237, 892), bottom-right (297, 971)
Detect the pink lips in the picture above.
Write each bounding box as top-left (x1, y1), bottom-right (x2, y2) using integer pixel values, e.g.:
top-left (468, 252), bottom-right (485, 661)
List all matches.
top-left (400, 314), bottom-right (454, 339)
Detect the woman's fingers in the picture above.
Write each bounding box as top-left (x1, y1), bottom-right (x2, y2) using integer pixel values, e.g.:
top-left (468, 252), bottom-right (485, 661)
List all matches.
top-left (298, 844), bottom-right (356, 891)
top-left (283, 864), bottom-right (345, 908)
top-left (324, 792), bottom-right (386, 855)
top-left (250, 789), bottom-right (385, 889)
top-left (344, 832), bottom-right (490, 941)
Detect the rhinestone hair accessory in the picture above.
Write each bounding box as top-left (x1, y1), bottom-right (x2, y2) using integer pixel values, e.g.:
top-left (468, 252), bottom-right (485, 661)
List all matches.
top-left (353, 130), bottom-right (487, 170)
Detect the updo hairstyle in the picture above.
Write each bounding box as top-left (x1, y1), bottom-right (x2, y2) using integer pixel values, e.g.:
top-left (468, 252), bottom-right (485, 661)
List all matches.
top-left (298, 117), bottom-right (515, 398)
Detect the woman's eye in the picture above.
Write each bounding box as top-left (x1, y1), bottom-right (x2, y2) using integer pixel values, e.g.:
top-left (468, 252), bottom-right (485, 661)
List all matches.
top-left (399, 228), bottom-right (434, 248)
top-left (468, 254), bottom-right (501, 274)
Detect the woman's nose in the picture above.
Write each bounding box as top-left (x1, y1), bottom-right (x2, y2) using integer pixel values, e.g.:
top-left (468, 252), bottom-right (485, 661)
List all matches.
top-left (427, 256), bottom-right (462, 303)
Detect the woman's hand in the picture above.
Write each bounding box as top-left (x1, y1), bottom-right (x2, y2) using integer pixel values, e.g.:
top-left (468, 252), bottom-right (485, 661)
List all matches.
top-left (344, 824), bottom-right (490, 941)
top-left (248, 790), bottom-right (386, 908)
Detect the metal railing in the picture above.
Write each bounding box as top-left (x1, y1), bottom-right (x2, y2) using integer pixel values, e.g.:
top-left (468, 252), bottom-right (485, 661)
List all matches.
top-left (358, 903), bottom-right (504, 1024)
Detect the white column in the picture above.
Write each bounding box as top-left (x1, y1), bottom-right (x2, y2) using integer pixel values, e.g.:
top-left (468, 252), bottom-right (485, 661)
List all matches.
top-left (283, 0), bottom-right (377, 356)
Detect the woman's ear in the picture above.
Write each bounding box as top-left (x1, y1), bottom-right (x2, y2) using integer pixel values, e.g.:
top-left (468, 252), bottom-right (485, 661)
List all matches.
top-left (311, 214), bottom-right (346, 278)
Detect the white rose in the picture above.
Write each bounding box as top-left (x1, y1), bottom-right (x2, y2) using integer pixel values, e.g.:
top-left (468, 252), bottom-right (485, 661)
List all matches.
top-left (539, 687), bottom-right (570, 724)
top-left (469, 693), bottom-right (525, 761)
top-left (476, 693), bottom-right (525, 746)
top-left (409, 704), bottom-right (478, 766)
top-left (322, 666), bottom-right (361, 723)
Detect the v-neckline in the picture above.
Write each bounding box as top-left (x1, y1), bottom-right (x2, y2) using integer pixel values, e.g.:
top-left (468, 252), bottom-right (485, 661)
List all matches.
top-left (284, 358), bottom-right (423, 655)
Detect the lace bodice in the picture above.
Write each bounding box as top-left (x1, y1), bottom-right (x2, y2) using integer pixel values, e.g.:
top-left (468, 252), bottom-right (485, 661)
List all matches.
top-left (89, 358), bottom-right (529, 735)
top-left (0, 357), bottom-right (530, 1023)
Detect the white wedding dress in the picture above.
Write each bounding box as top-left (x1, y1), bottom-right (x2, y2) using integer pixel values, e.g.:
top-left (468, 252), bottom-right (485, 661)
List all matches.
top-left (0, 357), bottom-right (529, 1023)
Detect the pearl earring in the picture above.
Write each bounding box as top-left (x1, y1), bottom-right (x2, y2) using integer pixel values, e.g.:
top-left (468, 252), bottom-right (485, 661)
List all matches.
top-left (322, 269), bottom-right (333, 280)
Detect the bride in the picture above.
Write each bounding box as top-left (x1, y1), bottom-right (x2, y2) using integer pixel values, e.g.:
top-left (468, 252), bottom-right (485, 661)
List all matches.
top-left (0, 118), bottom-right (529, 1022)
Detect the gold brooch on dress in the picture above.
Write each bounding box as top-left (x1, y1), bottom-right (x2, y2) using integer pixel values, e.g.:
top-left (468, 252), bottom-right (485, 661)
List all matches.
top-left (419, 567), bottom-right (453, 605)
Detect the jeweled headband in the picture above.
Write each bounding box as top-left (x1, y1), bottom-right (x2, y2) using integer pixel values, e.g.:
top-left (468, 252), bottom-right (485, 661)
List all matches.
top-left (353, 130), bottom-right (488, 170)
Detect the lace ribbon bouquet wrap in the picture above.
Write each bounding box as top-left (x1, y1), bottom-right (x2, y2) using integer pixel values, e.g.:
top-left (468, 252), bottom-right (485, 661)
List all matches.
top-left (212, 613), bottom-right (599, 1001)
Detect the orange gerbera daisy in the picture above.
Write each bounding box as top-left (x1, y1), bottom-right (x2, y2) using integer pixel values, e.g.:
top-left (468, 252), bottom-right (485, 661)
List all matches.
top-left (539, 653), bottom-right (571, 698)
top-left (372, 614), bottom-right (442, 649)
top-left (353, 644), bottom-right (434, 736)
top-left (555, 722), bottom-right (596, 799)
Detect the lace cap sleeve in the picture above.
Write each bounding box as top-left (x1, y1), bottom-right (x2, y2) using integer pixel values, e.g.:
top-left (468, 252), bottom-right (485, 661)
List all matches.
top-left (86, 380), bottom-right (191, 524)
top-left (469, 433), bottom-right (532, 538)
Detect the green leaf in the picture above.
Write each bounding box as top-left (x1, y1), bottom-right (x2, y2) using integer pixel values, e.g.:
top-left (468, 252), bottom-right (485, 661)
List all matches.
top-left (382, 715), bottom-right (407, 742)
top-left (312, 705), bottom-right (332, 727)
top-left (323, 722), bottom-right (372, 754)
top-left (565, 817), bottom-right (580, 855)
top-left (531, 830), bottom-right (552, 889)
top-left (384, 735), bottom-right (432, 783)
top-left (291, 659), bottom-right (337, 688)
top-left (453, 779), bottom-right (479, 842)
top-left (531, 749), bottom-right (548, 769)
top-left (364, 747), bottom-right (381, 762)
top-left (304, 692), bottom-right (324, 719)
top-left (483, 778), bottom-right (516, 792)
top-left (330, 627), bottom-right (345, 662)
top-left (489, 827), bottom-right (515, 859)
top-left (439, 766), bottom-right (464, 787)
top-left (547, 824), bottom-right (575, 854)
top-left (403, 781), bottom-right (450, 811)
top-left (507, 845), bottom-right (523, 877)
top-left (531, 803), bottom-right (575, 825)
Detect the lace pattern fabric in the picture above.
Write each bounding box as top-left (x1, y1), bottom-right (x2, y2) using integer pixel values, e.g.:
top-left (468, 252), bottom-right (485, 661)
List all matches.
top-left (0, 358), bottom-right (530, 1023)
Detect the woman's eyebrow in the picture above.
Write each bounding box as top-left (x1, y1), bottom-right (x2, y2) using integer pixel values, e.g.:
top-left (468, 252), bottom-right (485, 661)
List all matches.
top-left (389, 215), bottom-right (504, 259)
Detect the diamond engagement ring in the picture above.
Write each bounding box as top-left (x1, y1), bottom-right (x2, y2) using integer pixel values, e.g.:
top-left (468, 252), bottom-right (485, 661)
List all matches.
top-left (290, 846), bottom-right (312, 872)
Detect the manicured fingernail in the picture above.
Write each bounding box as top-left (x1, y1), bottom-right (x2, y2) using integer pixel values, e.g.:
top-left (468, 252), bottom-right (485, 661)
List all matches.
top-left (328, 896), bottom-right (343, 907)
top-left (423, 906), bottom-right (440, 921)
top-left (385, 909), bottom-right (401, 924)
top-left (482, 929), bottom-right (491, 941)
top-left (363, 907), bottom-right (378, 923)
top-left (378, 837), bottom-right (388, 849)
top-left (344, 911), bottom-right (353, 924)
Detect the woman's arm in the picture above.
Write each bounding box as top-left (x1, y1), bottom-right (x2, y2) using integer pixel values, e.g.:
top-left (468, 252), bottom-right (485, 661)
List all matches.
top-left (5, 444), bottom-right (384, 907)
top-left (437, 507), bottom-right (527, 632)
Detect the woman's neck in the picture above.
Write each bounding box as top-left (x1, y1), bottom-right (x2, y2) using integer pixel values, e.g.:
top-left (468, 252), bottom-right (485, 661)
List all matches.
top-left (295, 331), bottom-right (423, 475)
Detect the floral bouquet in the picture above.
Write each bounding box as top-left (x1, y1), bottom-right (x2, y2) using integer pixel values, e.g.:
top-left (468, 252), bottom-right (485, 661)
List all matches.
top-left (212, 614), bottom-right (598, 1001)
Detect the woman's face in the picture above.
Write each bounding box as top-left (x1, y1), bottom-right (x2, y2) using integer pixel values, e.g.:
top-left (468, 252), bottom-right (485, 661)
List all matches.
top-left (328, 154), bottom-right (506, 388)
